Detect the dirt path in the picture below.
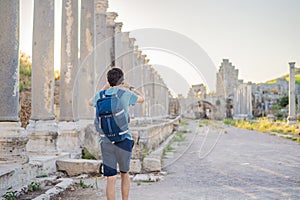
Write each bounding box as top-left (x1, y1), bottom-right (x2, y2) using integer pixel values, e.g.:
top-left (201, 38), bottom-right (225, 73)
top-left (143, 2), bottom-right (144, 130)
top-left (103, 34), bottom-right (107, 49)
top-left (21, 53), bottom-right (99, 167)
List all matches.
top-left (53, 120), bottom-right (300, 200)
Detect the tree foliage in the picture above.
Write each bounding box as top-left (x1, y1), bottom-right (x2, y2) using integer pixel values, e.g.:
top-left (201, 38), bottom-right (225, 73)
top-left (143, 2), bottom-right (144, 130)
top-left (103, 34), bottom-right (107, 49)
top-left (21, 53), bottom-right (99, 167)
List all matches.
top-left (278, 96), bottom-right (288, 108)
top-left (19, 52), bottom-right (32, 92)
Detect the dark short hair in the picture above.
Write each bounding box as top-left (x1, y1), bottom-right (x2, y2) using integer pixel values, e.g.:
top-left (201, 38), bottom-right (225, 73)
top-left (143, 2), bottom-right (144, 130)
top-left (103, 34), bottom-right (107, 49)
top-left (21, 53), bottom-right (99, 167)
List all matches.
top-left (107, 68), bottom-right (124, 86)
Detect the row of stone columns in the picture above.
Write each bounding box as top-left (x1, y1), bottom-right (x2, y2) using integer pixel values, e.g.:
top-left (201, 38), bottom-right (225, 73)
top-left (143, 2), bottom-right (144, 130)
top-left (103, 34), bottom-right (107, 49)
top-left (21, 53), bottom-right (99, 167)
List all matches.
top-left (0, 0), bottom-right (170, 163)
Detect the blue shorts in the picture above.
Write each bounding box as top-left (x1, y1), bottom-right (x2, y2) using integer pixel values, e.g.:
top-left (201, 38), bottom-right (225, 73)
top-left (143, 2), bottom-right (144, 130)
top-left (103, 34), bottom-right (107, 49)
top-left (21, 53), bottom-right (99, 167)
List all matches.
top-left (100, 138), bottom-right (134, 177)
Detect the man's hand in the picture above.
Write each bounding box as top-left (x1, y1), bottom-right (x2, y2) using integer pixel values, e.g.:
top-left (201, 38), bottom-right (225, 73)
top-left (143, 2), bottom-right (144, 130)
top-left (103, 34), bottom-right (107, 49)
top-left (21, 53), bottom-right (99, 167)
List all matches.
top-left (121, 81), bottom-right (131, 89)
top-left (88, 98), bottom-right (93, 106)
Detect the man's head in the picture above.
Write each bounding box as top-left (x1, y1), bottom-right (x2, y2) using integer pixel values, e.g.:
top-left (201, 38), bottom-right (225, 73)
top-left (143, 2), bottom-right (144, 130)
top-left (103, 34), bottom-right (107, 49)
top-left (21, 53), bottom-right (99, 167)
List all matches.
top-left (107, 68), bottom-right (124, 86)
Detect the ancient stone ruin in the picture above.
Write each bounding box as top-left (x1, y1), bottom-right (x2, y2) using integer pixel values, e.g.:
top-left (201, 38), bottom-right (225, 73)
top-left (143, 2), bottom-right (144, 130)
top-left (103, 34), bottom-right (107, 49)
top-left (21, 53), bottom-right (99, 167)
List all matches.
top-left (0, 0), bottom-right (175, 196)
top-left (178, 58), bottom-right (298, 121)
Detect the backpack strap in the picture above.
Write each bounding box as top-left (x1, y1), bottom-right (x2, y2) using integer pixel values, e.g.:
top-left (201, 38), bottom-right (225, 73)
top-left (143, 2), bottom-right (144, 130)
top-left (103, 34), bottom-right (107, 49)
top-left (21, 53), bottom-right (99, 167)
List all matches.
top-left (99, 90), bottom-right (106, 99)
top-left (116, 89), bottom-right (125, 98)
top-left (99, 89), bottom-right (124, 99)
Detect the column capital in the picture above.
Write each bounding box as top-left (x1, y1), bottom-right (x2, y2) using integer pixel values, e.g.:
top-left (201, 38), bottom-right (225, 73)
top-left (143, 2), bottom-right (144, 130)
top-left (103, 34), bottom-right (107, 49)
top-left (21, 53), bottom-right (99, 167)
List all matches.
top-left (129, 38), bottom-right (136, 47)
top-left (115, 22), bottom-right (123, 33)
top-left (134, 45), bottom-right (139, 51)
top-left (141, 54), bottom-right (147, 63)
top-left (95, 0), bottom-right (108, 14)
top-left (137, 50), bottom-right (142, 58)
top-left (107, 12), bottom-right (118, 26)
top-left (289, 62), bottom-right (296, 68)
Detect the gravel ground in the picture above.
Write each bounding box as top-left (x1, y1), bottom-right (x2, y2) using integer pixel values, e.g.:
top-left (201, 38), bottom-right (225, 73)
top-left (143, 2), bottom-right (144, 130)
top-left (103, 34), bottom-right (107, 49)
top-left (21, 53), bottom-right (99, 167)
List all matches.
top-left (53, 120), bottom-right (300, 200)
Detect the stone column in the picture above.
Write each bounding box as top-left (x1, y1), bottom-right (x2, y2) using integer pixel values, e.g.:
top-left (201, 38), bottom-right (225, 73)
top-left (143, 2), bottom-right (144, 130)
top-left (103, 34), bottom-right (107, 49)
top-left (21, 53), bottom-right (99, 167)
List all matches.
top-left (165, 83), bottom-right (170, 117)
top-left (27, 0), bottom-right (58, 153)
top-left (106, 12), bottom-right (118, 68)
top-left (247, 83), bottom-right (253, 117)
top-left (125, 38), bottom-right (136, 86)
top-left (140, 54), bottom-right (147, 116)
top-left (121, 32), bottom-right (131, 73)
top-left (133, 51), bottom-right (143, 117)
top-left (58, 0), bottom-right (80, 157)
top-left (287, 62), bottom-right (297, 125)
top-left (161, 78), bottom-right (169, 117)
top-left (149, 67), bottom-right (156, 116)
top-left (126, 39), bottom-right (136, 118)
top-left (77, 0), bottom-right (95, 120)
top-left (0, 0), bottom-right (29, 164)
top-left (143, 63), bottom-right (152, 117)
top-left (114, 22), bottom-right (123, 68)
top-left (60, 0), bottom-right (78, 122)
top-left (155, 70), bottom-right (160, 117)
top-left (94, 0), bottom-right (108, 91)
top-left (158, 75), bottom-right (166, 116)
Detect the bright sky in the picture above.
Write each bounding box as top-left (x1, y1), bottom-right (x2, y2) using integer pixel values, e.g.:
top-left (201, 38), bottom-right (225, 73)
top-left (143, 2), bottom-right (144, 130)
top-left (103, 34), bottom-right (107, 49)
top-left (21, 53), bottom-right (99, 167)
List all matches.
top-left (20, 0), bottom-right (300, 95)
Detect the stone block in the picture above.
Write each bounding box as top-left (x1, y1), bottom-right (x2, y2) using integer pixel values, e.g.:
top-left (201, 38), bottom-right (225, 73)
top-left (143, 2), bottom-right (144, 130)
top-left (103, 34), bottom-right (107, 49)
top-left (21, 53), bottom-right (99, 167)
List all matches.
top-left (56, 159), bottom-right (101, 176)
top-left (132, 174), bottom-right (163, 182)
top-left (130, 159), bottom-right (141, 174)
top-left (143, 157), bottom-right (161, 172)
top-left (78, 122), bottom-right (101, 160)
top-left (56, 178), bottom-right (74, 190)
top-left (45, 187), bottom-right (63, 197)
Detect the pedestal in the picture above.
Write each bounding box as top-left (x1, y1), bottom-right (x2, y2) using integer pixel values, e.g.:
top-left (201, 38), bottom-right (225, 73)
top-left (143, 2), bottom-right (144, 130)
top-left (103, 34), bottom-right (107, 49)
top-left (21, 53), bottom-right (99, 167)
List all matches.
top-left (26, 120), bottom-right (58, 153)
top-left (287, 116), bottom-right (297, 126)
top-left (0, 122), bottom-right (29, 164)
top-left (57, 121), bottom-right (81, 158)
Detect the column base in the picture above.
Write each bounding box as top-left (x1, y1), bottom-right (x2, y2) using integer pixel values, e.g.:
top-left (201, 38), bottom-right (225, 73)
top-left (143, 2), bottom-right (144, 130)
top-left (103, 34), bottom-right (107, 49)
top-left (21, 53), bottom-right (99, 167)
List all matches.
top-left (26, 120), bottom-right (58, 153)
top-left (0, 122), bottom-right (29, 164)
top-left (57, 121), bottom-right (82, 158)
top-left (287, 116), bottom-right (298, 126)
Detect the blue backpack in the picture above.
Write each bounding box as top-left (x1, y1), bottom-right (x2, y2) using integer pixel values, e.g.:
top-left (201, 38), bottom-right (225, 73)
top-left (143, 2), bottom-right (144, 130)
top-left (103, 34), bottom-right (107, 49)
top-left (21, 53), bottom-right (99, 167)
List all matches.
top-left (94, 89), bottom-right (129, 142)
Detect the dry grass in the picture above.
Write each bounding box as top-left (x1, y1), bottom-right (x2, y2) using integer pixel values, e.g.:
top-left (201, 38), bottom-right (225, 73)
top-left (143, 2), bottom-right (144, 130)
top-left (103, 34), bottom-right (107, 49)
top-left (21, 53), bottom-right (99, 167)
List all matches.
top-left (224, 118), bottom-right (300, 135)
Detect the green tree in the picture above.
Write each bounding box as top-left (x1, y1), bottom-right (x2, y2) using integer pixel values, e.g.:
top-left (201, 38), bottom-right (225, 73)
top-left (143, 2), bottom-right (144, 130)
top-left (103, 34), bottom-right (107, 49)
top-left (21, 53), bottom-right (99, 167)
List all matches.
top-left (278, 96), bottom-right (288, 108)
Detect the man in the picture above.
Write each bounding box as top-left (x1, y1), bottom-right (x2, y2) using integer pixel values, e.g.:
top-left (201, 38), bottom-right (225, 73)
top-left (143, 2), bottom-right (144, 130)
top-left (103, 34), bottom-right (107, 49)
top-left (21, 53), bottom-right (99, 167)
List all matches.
top-left (90, 68), bottom-right (144, 200)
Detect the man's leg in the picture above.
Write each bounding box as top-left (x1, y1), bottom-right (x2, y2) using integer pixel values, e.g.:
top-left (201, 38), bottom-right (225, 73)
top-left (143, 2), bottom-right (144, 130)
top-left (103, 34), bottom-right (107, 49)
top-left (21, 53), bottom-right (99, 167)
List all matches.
top-left (106, 175), bottom-right (117, 200)
top-left (101, 142), bottom-right (118, 200)
top-left (121, 172), bottom-right (130, 200)
top-left (115, 139), bottom-right (134, 200)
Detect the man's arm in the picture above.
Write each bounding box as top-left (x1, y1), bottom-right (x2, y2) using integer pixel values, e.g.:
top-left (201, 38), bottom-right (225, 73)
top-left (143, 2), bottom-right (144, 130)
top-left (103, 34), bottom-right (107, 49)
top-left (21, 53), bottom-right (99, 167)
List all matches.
top-left (121, 82), bottom-right (144, 103)
top-left (100, 82), bottom-right (110, 91)
top-left (131, 88), bottom-right (144, 103)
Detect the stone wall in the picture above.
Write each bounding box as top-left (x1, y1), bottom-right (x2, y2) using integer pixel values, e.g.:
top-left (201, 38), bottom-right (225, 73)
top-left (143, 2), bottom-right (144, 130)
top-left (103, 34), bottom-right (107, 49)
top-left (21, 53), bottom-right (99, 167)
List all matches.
top-left (216, 59), bottom-right (239, 98)
top-left (131, 117), bottom-right (179, 153)
top-left (76, 117), bottom-right (179, 174)
top-left (187, 84), bottom-right (207, 99)
top-left (0, 153), bottom-right (69, 196)
top-left (80, 117), bottom-right (178, 157)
